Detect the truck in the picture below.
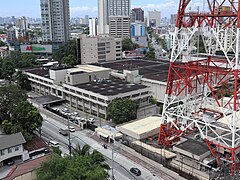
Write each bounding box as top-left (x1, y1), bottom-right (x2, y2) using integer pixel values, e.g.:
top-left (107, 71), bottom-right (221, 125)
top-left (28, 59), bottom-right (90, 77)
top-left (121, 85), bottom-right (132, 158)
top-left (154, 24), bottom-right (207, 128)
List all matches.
top-left (59, 128), bottom-right (69, 136)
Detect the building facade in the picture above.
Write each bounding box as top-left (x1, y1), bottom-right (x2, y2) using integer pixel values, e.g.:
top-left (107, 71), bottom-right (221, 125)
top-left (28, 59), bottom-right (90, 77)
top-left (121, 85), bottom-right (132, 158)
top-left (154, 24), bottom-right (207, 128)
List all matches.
top-left (23, 65), bottom-right (151, 119)
top-left (109, 0), bottom-right (130, 16)
top-left (149, 10), bottom-right (161, 27)
top-left (109, 16), bottom-right (131, 38)
top-left (76, 34), bottom-right (122, 64)
top-left (131, 8), bottom-right (144, 22)
top-left (40, 0), bottom-right (70, 43)
top-left (0, 133), bottom-right (29, 167)
top-left (98, 0), bottom-right (109, 35)
top-left (89, 18), bottom-right (97, 36)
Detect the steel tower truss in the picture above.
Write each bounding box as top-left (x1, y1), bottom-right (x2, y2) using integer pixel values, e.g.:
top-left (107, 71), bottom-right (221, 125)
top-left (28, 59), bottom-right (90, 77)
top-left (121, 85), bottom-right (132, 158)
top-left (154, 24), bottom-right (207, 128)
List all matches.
top-left (158, 0), bottom-right (240, 173)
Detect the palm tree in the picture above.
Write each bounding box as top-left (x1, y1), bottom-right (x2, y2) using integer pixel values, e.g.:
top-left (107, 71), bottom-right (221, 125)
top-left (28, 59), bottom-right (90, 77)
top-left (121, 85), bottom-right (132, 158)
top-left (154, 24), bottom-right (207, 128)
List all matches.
top-left (72, 144), bottom-right (90, 157)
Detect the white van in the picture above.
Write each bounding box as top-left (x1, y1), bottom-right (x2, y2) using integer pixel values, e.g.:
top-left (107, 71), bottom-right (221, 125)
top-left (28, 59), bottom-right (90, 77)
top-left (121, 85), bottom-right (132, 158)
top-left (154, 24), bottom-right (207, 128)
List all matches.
top-left (49, 140), bottom-right (59, 147)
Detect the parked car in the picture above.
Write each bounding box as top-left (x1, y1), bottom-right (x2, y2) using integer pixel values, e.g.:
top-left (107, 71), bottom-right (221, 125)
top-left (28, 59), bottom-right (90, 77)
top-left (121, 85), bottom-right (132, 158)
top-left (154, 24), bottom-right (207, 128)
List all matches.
top-left (67, 126), bottom-right (75, 132)
top-left (7, 159), bottom-right (14, 166)
top-left (130, 167), bottom-right (141, 176)
top-left (88, 118), bottom-right (95, 124)
top-left (73, 112), bottom-right (78, 115)
top-left (59, 128), bottom-right (69, 136)
top-left (62, 108), bottom-right (69, 112)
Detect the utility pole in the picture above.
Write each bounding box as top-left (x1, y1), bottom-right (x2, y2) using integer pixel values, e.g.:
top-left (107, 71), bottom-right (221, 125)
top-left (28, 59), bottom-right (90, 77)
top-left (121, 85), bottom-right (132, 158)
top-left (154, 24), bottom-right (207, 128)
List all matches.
top-left (68, 115), bottom-right (71, 157)
top-left (112, 147), bottom-right (114, 180)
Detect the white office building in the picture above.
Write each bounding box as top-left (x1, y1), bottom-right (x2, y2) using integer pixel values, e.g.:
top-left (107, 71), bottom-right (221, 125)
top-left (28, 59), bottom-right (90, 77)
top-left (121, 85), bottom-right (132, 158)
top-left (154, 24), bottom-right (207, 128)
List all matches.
top-left (23, 65), bottom-right (152, 119)
top-left (109, 0), bottom-right (130, 16)
top-left (149, 10), bottom-right (161, 27)
top-left (98, 0), bottom-right (109, 35)
top-left (89, 18), bottom-right (97, 36)
top-left (40, 0), bottom-right (70, 43)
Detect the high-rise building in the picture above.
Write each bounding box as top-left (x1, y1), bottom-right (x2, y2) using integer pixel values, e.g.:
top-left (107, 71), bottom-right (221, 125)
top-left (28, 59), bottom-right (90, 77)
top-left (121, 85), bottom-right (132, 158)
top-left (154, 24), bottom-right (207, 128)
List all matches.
top-left (109, 0), bottom-right (130, 16)
top-left (149, 10), bottom-right (161, 27)
top-left (108, 0), bottom-right (131, 38)
top-left (98, 0), bottom-right (109, 35)
top-left (16, 16), bottom-right (28, 30)
top-left (85, 15), bottom-right (89, 25)
top-left (89, 18), bottom-right (97, 36)
top-left (170, 14), bottom-right (177, 25)
top-left (109, 16), bottom-right (130, 38)
top-left (40, 0), bottom-right (70, 43)
top-left (131, 8), bottom-right (144, 22)
top-left (76, 34), bottom-right (122, 64)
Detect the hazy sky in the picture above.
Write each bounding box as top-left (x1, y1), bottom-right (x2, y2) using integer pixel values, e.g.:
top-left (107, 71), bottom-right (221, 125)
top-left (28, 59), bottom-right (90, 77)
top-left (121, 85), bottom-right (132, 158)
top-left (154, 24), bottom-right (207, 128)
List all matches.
top-left (0, 0), bottom-right (203, 18)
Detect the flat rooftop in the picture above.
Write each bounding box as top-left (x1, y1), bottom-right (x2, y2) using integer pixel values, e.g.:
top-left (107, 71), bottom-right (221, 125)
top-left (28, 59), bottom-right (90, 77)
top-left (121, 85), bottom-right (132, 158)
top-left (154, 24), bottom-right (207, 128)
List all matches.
top-left (93, 59), bottom-right (170, 82)
top-left (74, 78), bottom-right (148, 96)
top-left (32, 95), bottom-right (64, 105)
top-left (24, 67), bottom-right (49, 78)
top-left (174, 139), bottom-right (209, 156)
top-left (117, 116), bottom-right (161, 140)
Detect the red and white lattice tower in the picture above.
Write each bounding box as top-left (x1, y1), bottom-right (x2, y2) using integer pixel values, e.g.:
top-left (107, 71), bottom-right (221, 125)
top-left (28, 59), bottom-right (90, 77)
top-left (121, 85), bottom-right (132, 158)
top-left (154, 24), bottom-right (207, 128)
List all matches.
top-left (158, 0), bottom-right (240, 173)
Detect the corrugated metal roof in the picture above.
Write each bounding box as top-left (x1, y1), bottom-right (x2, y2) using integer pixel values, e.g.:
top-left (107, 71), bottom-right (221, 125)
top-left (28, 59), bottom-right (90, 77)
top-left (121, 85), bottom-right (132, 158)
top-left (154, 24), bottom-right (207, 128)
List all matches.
top-left (0, 132), bottom-right (26, 150)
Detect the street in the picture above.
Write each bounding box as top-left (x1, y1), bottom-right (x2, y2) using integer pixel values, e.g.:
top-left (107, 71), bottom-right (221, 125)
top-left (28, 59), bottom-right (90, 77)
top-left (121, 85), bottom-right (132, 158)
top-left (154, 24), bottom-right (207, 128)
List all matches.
top-left (40, 113), bottom-right (158, 180)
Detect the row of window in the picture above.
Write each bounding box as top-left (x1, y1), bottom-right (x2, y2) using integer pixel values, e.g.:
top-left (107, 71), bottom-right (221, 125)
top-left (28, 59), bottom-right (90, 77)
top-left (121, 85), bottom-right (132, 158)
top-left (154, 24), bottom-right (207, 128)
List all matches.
top-left (0, 146), bottom-right (19, 156)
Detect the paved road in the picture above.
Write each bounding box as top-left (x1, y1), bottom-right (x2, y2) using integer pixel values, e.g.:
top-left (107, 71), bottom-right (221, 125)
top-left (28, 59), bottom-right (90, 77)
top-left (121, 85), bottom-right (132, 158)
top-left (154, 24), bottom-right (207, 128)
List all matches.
top-left (41, 116), bottom-right (147, 180)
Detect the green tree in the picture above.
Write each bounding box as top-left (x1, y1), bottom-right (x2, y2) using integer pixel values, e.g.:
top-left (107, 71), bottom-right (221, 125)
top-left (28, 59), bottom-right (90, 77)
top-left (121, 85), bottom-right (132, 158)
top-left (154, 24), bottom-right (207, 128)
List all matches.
top-left (0, 58), bottom-right (15, 79)
top-left (37, 144), bottom-right (109, 180)
top-left (51, 146), bottom-right (62, 156)
top-left (0, 84), bottom-right (27, 122)
top-left (0, 41), bottom-right (5, 47)
top-left (0, 85), bottom-right (42, 141)
top-left (12, 70), bottom-right (31, 91)
top-left (122, 38), bottom-right (139, 51)
top-left (145, 49), bottom-right (155, 59)
top-left (53, 40), bottom-right (77, 62)
top-left (61, 55), bottom-right (75, 67)
top-left (107, 98), bottom-right (137, 124)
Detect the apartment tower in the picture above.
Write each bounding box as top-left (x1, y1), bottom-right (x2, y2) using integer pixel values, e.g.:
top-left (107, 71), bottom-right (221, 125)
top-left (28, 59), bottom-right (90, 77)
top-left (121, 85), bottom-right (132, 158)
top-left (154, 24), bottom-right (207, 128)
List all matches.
top-left (40, 0), bottom-right (70, 43)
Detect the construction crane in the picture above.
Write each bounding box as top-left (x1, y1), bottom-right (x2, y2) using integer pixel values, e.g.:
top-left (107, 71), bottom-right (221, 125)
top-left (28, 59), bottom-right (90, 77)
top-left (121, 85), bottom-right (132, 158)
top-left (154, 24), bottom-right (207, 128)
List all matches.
top-left (158, 0), bottom-right (240, 176)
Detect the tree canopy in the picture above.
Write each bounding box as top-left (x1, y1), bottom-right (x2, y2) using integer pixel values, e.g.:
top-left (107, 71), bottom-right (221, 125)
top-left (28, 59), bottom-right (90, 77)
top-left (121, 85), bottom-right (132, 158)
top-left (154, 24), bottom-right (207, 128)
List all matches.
top-left (122, 38), bottom-right (139, 51)
top-left (61, 54), bottom-right (75, 67)
top-left (37, 144), bottom-right (109, 180)
top-left (0, 51), bottom-right (37, 79)
top-left (12, 70), bottom-right (31, 91)
top-left (107, 98), bottom-right (137, 124)
top-left (53, 40), bottom-right (77, 63)
top-left (0, 85), bottom-right (42, 141)
top-left (145, 47), bottom-right (155, 59)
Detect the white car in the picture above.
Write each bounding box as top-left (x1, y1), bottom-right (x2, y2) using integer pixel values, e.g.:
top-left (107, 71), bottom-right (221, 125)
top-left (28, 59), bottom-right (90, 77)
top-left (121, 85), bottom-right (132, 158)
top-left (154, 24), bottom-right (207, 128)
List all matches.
top-left (62, 108), bottom-right (69, 112)
top-left (88, 118), bottom-right (95, 123)
top-left (49, 140), bottom-right (59, 147)
top-left (67, 126), bottom-right (75, 132)
top-left (73, 112), bottom-right (78, 115)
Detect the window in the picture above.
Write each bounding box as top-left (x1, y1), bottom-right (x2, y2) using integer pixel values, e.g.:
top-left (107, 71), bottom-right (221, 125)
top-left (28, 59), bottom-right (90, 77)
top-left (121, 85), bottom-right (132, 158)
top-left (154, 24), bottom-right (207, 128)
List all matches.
top-left (0, 150), bottom-right (4, 156)
top-left (8, 148), bottom-right (12, 153)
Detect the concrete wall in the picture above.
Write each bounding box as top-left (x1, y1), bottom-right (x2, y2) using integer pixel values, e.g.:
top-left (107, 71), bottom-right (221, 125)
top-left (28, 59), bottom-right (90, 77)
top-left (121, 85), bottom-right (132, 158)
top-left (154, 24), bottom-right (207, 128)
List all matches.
top-left (137, 104), bottom-right (158, 119)
top-left (0, 145), bottom-right (29, 163)
top-left (13, 171), bottom-right (36, 180)
top-left (49, 69), bottom-right (67, 85)
top-left (141, 78), bottom-right (166, 103)
top-left (65, 69), bottom-right (111, 85)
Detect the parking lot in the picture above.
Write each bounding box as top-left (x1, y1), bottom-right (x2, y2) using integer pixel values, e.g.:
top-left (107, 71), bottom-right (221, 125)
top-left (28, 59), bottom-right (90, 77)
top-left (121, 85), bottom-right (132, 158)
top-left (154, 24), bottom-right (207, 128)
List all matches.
top-left (46, 104), bottom-right (114, 131)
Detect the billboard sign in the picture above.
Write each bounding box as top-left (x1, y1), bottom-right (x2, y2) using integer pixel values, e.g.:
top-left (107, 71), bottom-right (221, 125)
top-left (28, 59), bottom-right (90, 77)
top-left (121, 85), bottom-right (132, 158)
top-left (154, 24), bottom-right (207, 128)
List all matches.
top-left (20, 44), bottom-right (52, 53)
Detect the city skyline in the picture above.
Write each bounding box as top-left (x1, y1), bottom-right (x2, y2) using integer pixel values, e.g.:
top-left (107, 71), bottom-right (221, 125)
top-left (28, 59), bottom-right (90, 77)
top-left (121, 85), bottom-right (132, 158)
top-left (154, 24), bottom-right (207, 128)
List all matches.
top-left (0, 0), bottom-right (188, 18)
